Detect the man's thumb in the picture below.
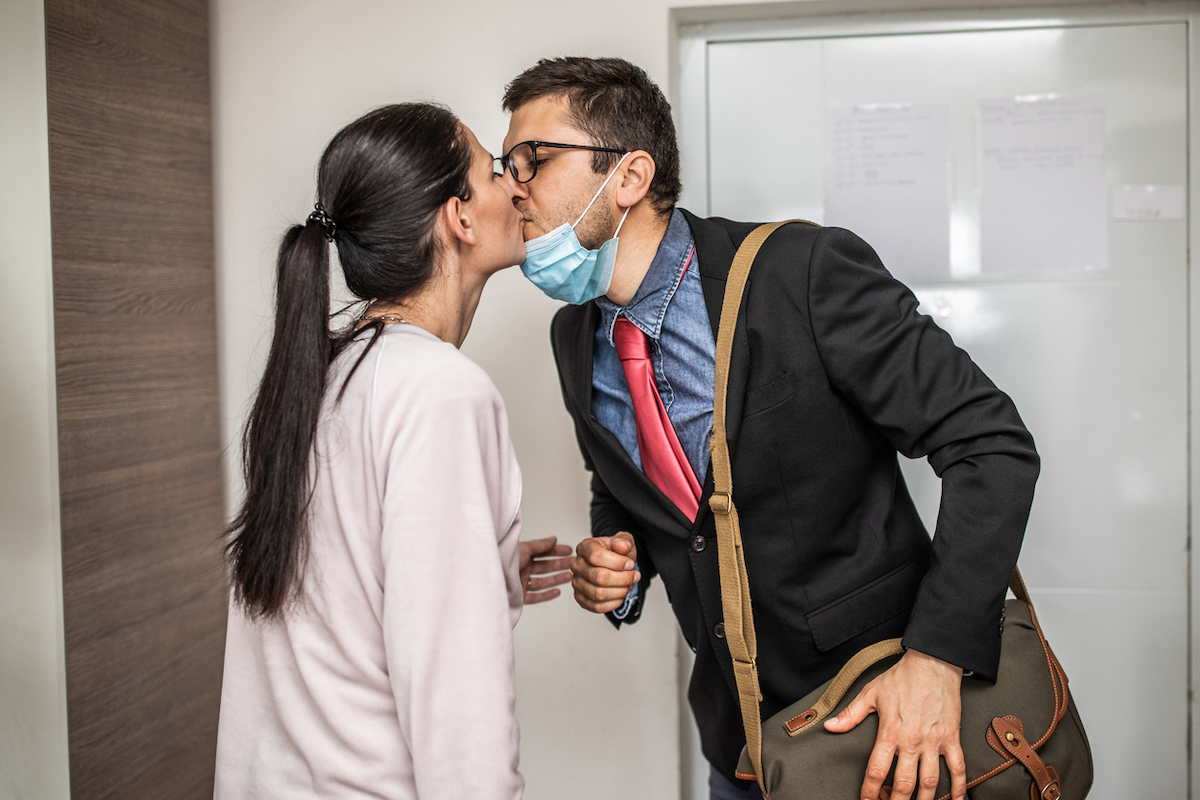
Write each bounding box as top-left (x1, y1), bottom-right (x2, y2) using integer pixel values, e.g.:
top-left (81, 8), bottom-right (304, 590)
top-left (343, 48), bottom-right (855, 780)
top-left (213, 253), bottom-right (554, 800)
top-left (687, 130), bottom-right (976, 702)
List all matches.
top-left (824, 693), bottom-right (872, 733)
top-left (611, 532), bottom-right (635, 555)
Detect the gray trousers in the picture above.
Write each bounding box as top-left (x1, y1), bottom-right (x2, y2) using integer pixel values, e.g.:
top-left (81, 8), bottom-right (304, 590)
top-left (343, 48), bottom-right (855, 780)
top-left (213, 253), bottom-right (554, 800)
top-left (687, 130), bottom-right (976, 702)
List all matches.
top-left (709, 765), bottom-right (764, 800)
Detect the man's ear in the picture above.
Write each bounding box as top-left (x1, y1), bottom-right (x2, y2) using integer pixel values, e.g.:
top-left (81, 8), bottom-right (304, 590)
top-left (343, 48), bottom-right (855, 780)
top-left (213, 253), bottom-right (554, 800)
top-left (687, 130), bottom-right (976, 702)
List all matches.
top-left (438, 196), bottom-right (477, 247)
top-left (615, 150), bottom-right (656, 209)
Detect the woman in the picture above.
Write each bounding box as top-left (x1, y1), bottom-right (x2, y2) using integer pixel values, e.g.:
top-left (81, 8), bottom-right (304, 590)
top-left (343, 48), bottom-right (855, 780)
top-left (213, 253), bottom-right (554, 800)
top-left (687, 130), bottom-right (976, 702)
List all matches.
top-left (214, 103), bottom-right (569, 799)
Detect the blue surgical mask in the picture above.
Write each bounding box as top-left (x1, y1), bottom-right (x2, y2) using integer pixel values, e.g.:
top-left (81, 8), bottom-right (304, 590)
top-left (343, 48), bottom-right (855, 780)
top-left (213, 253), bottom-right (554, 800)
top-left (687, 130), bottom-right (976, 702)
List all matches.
top-left (519, 153), bottom-right (631, 305)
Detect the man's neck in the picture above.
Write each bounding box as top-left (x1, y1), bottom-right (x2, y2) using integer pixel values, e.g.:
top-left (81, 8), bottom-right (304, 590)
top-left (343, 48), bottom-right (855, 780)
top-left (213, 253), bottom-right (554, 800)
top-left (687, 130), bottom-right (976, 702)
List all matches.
top-left (604, 207), bottom-right (671, 307)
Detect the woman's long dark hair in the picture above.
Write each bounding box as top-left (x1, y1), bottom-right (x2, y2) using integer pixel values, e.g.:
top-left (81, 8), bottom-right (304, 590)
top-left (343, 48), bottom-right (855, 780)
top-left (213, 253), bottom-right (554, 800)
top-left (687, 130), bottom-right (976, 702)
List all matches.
top-left (226, 103), bottom-right (474, 618)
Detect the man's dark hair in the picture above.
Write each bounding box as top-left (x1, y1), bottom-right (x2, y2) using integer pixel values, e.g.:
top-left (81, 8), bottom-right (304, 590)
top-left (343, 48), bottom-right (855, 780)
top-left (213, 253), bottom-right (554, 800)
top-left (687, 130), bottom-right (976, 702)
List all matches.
top-left (503, 57), bottom-right (681, 214)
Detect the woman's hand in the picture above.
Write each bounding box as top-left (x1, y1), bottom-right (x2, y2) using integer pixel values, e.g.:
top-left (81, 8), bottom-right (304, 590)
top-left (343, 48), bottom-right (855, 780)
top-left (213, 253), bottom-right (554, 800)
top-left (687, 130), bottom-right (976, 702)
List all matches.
top-left (519, 537), bottom-right (573, 604)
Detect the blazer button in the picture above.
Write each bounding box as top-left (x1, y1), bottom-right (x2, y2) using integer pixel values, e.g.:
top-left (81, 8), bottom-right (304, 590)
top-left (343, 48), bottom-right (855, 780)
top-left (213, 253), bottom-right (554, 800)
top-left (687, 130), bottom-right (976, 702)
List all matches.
top-left (690, 535), bottom-right (707, 552)
top-left (714, 622), bottom-right (725, 639)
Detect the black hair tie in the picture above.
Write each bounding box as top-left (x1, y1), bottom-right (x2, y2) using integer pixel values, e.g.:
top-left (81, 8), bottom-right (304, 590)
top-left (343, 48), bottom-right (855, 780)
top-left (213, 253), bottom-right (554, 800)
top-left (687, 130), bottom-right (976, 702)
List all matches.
top-left (307, 203), bottom-right (337, 242)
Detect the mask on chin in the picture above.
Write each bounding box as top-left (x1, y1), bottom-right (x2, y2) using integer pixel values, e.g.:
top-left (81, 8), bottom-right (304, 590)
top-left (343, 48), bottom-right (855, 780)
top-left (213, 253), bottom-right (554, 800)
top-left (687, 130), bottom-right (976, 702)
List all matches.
top-left (519, 152), bottom-right (631, 305)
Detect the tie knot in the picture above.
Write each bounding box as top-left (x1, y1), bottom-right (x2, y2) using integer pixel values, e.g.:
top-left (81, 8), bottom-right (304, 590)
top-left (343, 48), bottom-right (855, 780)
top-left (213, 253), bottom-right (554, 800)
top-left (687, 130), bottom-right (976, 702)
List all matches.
top-left (613, 317), bottom-right (652, 361)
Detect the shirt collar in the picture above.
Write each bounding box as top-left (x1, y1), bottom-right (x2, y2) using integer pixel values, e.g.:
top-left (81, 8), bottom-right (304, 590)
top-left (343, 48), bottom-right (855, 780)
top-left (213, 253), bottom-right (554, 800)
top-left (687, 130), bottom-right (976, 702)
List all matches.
top-left (596, 207), bottom-right (695, 345)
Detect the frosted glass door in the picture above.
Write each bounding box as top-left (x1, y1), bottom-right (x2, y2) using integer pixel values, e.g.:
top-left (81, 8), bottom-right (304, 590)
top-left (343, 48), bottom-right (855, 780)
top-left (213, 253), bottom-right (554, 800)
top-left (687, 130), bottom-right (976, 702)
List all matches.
top-left (705, 22), bottom-right (1188, 798)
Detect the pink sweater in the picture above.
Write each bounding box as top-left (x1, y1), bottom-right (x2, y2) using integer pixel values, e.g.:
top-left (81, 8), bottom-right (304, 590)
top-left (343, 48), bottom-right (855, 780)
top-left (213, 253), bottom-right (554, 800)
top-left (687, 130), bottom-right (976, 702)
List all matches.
top-left (215, 324), bottom-right (524, 799)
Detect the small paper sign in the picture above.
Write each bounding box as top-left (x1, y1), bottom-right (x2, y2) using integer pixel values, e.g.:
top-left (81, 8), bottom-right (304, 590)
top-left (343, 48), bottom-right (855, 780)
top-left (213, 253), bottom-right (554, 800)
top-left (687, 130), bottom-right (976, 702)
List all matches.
top-left (1111, 185), bottom-right (1185, 221)
top-left (979, 94), bottom-right (1107, 273)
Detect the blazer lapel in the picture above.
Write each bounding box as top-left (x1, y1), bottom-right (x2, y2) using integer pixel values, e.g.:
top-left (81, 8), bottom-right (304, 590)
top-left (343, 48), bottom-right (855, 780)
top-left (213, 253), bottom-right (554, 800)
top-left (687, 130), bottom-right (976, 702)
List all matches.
top-left (682, 209), bottom-right (753, 463)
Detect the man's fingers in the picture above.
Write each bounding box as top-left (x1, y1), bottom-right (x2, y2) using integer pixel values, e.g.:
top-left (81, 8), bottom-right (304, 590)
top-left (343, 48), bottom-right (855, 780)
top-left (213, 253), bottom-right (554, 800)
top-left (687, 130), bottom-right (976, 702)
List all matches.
top-left (574, 562), bottom-right (640, 589)
top-left (888, 751), bottom-right (920, 800)
top-left (571, 580), bottom-right (627, 613)
top-left (841, 649), bottom-right (962, 800)
top-left (859, 739), bottom-right (894, 800)
top-left (568, 535), bottom-right (641, 614)
top-left (588, 552), bottom-right (634, 572)
top-left (944, 744), bottom-right (967, 800)
top-left (576, 538), bottom-right (636, 572)
top-left (570, 573), bottom-right (628, 601)
top-left (568, 573), bottom-right (638, 604)
top-left (824, 688), bottom-right (875, 733)
top-left (915, 751), bottom-right (941, 800)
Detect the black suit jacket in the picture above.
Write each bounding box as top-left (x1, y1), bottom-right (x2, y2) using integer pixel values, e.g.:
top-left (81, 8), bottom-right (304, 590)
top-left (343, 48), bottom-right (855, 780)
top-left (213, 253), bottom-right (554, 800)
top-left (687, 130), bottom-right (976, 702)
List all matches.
top-left (549, 210), bottom-right (1039, 781)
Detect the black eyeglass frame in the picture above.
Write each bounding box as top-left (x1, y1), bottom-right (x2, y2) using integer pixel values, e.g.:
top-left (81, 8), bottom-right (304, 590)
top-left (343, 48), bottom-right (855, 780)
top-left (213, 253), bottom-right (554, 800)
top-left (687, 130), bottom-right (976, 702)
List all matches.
top-left (498, 140), bottom-right (626, 184)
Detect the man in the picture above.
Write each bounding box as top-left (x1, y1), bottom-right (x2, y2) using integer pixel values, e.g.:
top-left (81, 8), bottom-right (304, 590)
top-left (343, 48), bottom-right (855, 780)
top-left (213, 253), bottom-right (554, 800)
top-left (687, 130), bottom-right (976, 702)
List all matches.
top-left (500, 57), bottom-right (1038, 800)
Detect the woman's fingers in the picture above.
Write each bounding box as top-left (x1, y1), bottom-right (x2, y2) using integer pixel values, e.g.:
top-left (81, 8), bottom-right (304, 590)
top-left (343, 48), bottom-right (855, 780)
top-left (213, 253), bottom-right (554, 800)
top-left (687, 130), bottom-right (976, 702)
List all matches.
top-left (530, 555), bottom-right (574, 575)
top-left (527, 571), bottom-right (571, 593)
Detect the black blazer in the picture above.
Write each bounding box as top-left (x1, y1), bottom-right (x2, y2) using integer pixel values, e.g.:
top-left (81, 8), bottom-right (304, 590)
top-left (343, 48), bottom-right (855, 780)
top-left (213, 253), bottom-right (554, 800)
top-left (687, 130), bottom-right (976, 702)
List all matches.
top-left (549, 210), bottom-right (1039, 781)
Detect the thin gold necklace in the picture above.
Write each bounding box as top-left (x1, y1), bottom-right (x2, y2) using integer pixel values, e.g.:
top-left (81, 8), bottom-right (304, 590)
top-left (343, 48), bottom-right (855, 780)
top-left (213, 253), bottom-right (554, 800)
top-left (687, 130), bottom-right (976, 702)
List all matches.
top-left (361, 314), bottom-right (408, 325)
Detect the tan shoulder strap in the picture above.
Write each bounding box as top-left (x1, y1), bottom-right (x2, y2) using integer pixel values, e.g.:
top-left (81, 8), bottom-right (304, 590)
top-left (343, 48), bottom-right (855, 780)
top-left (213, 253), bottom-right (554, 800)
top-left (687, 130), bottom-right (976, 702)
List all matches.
top-left (708, 219), bottom-right (1031, 786)
top-left (709, 220), bottom-right (810, 785)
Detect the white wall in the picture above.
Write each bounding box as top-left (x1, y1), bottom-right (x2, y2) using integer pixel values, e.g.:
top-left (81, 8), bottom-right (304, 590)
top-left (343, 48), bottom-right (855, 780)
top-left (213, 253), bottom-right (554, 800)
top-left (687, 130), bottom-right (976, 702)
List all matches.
top-left (209, 2), bottom-right (1133, 797)
top-left (0, 0), bottom-right (71, 798)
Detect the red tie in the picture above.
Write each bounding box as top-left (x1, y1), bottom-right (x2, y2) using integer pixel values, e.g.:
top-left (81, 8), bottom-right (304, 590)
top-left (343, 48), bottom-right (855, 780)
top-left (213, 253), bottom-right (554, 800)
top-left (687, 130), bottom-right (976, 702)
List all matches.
top-left (613, 317), bottom-right (702, 520)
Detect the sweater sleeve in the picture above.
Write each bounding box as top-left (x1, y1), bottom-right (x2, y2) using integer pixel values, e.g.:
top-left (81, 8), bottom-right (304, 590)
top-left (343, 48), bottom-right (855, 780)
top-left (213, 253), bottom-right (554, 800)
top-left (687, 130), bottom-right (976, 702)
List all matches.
top-left (376, 351), bottom-right (524, 800)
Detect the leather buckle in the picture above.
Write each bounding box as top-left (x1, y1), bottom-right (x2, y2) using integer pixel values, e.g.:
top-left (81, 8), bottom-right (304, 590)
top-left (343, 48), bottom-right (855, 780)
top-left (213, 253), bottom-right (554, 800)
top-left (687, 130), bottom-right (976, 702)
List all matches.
top-left (710, 492), bottom-right (733, 514)
top-left (1039, 767), bottom-right (1062, 800)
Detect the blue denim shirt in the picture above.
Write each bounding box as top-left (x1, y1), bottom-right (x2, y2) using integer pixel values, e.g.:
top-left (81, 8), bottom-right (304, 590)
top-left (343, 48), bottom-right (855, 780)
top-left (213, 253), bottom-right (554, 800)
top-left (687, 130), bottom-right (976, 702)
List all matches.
top-left (593, 209), bottom-right (716, 618)
top-left (593, 208), bottom-right (716, 483)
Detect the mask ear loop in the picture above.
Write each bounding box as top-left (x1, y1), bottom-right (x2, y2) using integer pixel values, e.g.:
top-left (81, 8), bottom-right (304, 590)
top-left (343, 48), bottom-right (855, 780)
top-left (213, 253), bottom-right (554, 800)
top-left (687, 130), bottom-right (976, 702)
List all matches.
top-left (612, 206), bottom-right (632, 238)
top-left (572, 152), bottom-right (631, 229)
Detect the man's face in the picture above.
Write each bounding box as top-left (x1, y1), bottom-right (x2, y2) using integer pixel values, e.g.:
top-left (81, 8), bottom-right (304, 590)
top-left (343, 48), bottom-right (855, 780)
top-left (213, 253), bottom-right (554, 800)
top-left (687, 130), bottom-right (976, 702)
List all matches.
top-left (502, 95), bottom-right (617, 248)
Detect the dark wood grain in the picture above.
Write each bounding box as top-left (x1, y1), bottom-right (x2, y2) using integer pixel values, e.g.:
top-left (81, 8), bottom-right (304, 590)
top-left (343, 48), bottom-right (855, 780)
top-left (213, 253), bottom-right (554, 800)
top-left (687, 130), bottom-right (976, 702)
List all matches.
top-left (45, 0), bottom-right (226, 797)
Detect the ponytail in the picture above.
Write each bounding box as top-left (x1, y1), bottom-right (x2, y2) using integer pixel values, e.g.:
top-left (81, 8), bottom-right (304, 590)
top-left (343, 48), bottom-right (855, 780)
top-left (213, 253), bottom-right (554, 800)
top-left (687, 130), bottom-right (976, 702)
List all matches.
top-left (225, 219), bottom-right (332, 618)
top-left (224, 102), bottom-right (473, 618)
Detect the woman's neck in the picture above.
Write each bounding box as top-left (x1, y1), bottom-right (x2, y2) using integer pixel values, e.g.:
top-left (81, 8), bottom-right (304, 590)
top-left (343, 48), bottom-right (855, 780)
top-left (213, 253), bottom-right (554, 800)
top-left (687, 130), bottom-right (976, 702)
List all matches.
top-left (366, 256), bottom-right (488, 348)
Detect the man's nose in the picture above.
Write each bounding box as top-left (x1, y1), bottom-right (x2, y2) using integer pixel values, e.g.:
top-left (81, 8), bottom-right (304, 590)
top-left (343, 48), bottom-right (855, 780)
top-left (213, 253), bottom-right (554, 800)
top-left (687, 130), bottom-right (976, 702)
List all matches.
top-left (505, 173), bottom-right (529, 202)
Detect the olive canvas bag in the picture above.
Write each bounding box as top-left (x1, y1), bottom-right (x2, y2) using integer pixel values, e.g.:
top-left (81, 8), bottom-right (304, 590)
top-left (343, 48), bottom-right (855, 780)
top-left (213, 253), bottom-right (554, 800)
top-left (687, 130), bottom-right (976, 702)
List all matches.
top-left (709, 221), bottom-right (1093, 800)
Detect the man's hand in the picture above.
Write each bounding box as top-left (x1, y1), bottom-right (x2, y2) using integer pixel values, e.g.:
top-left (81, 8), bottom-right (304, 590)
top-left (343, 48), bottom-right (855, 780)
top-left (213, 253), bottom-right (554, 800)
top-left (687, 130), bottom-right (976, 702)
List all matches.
top-left (519, 537), bottom-right (573, 604)
top-left (570, 532), bottom-right (641, 613)
top-left (823, 649), bottom-right (966, 800)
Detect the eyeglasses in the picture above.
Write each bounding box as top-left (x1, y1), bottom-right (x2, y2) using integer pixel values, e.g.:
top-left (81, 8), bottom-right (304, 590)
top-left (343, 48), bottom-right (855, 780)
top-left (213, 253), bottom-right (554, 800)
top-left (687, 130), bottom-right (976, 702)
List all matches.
top-left (498, 141), bottom-right (625, 184)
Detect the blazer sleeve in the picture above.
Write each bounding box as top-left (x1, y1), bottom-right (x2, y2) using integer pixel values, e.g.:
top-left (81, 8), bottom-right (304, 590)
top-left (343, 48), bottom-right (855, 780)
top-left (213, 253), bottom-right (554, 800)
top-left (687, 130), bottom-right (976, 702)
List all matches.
top-left (550, 307), bottom-right (656, 629)
top-left (805, 226), bottom-right (1040, 680)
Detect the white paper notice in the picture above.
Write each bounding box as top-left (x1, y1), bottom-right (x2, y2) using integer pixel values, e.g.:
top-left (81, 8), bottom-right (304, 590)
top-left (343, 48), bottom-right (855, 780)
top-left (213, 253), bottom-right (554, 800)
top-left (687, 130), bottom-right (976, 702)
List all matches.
top-left (1111, 185), bottom-right (1185, 221)
top-left (825, 104), bottom-right (950, 282)
top-left (979, 94), bottom-right (1107, 273)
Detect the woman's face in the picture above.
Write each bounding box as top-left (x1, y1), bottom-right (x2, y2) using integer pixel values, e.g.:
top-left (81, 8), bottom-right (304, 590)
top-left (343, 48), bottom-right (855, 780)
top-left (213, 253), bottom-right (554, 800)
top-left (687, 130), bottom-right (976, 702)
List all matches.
top-left (459, 126), bottom-right (526, 274)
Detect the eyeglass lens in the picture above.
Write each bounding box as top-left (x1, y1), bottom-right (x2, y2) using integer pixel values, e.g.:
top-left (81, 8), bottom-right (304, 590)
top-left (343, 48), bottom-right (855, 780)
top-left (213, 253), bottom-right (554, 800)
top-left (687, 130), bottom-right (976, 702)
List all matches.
top-left (508, 142), bottom-right (537, 183)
